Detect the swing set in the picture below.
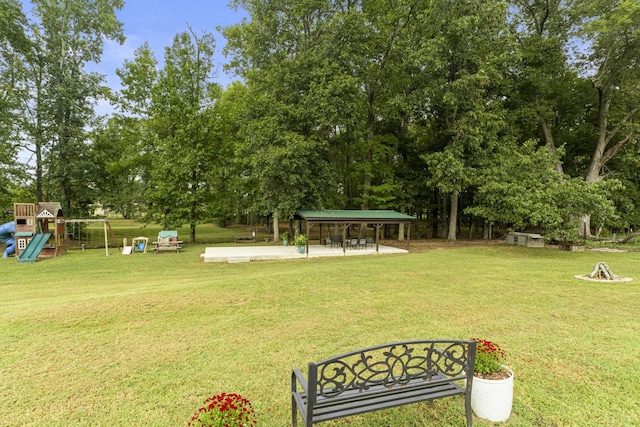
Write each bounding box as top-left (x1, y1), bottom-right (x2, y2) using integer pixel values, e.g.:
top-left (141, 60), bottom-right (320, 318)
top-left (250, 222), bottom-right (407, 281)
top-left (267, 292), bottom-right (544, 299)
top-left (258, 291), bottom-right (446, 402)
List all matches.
top-left (64, 219), bottom-right (119, 255)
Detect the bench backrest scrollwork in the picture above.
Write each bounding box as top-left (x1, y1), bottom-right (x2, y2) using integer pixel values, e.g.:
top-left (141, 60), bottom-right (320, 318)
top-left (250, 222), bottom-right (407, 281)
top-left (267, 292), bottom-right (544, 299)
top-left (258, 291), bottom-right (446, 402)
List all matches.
top-left (309, 340), bottom-right (476, 400)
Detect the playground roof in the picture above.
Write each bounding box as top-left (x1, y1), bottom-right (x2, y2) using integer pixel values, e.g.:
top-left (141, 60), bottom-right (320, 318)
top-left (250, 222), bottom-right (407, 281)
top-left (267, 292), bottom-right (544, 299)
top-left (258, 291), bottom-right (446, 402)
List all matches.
top-left (36, 202), bottom-right (63, 219)
top-left (294, 209), bottom-right (414, 224)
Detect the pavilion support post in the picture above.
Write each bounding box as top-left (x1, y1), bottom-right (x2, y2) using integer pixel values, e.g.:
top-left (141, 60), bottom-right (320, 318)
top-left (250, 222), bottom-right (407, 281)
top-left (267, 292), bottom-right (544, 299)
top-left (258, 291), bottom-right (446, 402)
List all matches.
top-left (407, 222), bottom-right (411, 250)
top-left (306, 222), bottom-right (310, 258)
top-left (375, 224), bottom-right (381, 253)
top-left (342, 224), bottom-right (347, 254)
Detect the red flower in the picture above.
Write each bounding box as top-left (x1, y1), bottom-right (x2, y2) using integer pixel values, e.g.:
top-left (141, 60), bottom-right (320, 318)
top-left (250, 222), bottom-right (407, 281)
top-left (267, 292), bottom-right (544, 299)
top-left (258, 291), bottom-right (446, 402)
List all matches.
top-left (471, 338), bottom-right (507, 375)
top-left (188, 393), bottom-right (257, 427)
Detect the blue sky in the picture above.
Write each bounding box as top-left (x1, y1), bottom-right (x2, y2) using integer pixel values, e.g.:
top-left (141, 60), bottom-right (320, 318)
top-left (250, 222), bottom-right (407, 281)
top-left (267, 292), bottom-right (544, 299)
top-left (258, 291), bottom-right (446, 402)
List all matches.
top-left (21, 1), bottom-right (248, 85)
top-left (104, 1), bottom-right (248, 86)
top-left (94, 1), bottom-right (249, 112)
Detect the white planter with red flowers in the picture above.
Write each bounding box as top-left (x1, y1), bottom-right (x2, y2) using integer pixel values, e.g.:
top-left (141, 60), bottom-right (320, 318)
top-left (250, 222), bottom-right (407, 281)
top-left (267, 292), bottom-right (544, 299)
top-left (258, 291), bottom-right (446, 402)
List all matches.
top-left (470, 338), bottom-right (514, 422)
top-left (471, 365), bottom-right (514, 422)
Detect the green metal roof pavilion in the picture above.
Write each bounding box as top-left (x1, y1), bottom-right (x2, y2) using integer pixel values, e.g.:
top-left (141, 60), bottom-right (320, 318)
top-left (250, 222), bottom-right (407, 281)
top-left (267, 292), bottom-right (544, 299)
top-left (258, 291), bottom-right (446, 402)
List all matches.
top-left (294, 209), bottom-right (415, 255)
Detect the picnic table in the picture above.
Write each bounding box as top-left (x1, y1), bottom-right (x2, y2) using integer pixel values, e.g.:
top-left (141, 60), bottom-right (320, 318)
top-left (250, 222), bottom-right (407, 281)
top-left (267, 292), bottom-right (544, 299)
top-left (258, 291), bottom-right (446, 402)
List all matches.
top-left (152, 230), bottom-right (183, 253)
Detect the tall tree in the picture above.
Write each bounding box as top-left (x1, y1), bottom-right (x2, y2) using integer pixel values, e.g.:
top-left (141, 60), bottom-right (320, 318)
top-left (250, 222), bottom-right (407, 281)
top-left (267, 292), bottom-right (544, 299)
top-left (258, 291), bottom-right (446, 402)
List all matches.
top-left (224, 0), bottom-right (339, 239)
top-left (90, 116), bottom-right (146, 218)
top-left (146, 28), bottom-right (222, 243)
top-left (579, 0), bottom-right (640, 183)
top-left (326, 0), bottom-right (422, 211)
top-left (575, 0), bottom-right (640, 236)
top-left (24, 0), bottom-right (124, 215)
top-left (213, 81), bottom-right (253, 226)
top-left (111, 42), bottom-right (159, 215)
top-left (416, 0), bottom-right (511, 241)
top-left (507, 0), bottom-right (579, 174)
top-left (0, 0), bottom-right (29, 208)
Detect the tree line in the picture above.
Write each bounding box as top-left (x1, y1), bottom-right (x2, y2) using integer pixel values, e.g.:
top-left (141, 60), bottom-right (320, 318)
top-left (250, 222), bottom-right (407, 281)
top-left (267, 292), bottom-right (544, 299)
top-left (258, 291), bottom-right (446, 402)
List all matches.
top-left (1, 0), bottom-right (638, 243)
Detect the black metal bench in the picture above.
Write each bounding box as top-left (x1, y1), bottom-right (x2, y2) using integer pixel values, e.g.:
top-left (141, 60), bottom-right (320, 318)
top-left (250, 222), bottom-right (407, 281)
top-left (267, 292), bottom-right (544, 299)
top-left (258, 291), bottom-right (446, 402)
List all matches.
top-left (291, 339), bottom-right (476, 427)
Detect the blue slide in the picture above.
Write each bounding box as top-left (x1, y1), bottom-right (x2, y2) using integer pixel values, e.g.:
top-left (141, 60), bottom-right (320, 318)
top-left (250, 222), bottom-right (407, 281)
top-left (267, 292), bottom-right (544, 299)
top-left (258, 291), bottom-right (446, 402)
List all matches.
top-left (0, 221), bottom-right (15, 258)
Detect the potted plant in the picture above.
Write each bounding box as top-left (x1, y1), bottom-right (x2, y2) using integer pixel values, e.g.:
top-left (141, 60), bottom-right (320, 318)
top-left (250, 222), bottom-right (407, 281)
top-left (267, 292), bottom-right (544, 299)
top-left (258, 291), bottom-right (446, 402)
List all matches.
top-left (281, 231), bottom-right (290, 246)
top-left (470, 338), bottom-right (514, 422)
top-left (188, 392), bottom-right (257, 427)
top-left (295, 233), bottom-right (306, 253)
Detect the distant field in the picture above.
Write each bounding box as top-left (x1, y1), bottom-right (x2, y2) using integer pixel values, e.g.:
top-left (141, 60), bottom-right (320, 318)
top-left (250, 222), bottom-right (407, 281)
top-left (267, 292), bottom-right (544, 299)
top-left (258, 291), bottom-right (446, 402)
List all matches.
top-left (1, 227), bottom-right (639, 426)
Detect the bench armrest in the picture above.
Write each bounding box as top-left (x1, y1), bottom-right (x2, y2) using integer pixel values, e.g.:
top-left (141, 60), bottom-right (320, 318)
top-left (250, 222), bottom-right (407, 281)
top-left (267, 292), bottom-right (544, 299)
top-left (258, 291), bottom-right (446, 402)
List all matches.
top-left (291, 368), bottom-right (308, 393)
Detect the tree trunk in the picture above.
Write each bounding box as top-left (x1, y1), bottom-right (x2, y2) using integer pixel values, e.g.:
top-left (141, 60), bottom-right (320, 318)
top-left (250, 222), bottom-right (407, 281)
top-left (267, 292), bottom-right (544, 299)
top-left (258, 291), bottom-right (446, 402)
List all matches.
top-left (440, 193), bottom-right (448, 239)
top-left (539, 113), bottom-right (563, 175)
top-left (580, 87), bottom-right (612, 238)
top-left (273, 212), bottom-right (280, 241)
top-left (398, 206), bottom-right (405, 241)
top-left (585, 87), bottom-right (611, 184)
top-left (447, 191), bottom-right (458, 242)
top-left (34, 63), bottom-right (45, 202)
top-left (482, 220), bottom-right (489, 240)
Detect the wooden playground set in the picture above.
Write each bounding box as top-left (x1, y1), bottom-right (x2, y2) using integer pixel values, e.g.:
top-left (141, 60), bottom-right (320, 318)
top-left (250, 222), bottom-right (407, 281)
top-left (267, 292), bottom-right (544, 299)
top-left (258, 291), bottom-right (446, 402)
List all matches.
top-left (2, 202), bottom-right (181, 262)
top-left (13, 202), bottom-right (67, 263)
top-left (12, 202), bottom-right (121, 262)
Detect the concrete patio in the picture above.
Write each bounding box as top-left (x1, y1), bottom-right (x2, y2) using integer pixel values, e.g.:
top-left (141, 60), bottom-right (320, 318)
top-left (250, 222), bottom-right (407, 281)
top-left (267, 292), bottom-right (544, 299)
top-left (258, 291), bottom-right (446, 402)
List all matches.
top-left (201, 243), bottom-right (408, 263)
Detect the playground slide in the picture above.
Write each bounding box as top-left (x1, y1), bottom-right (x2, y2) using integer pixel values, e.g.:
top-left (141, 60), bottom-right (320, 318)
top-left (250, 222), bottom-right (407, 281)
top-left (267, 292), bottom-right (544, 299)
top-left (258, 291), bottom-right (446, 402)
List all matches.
top-left (18, 233), bottom-right (51, 263)
top-left (0, 221), bottom-right (15, 258)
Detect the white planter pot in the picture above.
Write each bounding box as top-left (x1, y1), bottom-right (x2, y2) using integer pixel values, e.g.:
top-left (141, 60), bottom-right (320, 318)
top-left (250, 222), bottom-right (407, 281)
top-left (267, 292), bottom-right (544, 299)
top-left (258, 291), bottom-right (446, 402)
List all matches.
top-left (471, 366), bottom-right (514, 422)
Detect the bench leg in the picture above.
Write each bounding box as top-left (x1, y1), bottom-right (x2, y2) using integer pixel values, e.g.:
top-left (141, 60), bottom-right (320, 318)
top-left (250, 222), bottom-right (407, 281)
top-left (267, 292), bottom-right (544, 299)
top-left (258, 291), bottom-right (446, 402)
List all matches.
top-left (465, 393), bottom-right (473, 427)
top-left (291, 395), bottom-right (297, 427)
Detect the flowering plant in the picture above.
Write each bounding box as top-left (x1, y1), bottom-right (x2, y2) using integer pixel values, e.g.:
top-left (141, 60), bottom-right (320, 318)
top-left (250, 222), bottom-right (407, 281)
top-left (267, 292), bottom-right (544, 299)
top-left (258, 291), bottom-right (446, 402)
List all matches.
top-left (188, 393), bottom-right (257, 427)
top-left (471, 338), bottom-right (507, 378)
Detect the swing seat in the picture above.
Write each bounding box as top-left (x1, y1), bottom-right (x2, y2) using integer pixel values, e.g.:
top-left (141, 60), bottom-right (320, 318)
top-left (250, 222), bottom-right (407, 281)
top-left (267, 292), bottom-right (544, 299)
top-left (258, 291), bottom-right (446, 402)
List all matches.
top-left (130, 237), bottom-right (148, 253)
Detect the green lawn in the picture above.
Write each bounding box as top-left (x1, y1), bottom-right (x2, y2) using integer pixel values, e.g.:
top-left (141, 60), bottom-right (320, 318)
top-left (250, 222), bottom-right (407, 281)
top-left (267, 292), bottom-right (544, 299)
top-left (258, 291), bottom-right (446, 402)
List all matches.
top-left (1, 236), bottom-right (639, 426)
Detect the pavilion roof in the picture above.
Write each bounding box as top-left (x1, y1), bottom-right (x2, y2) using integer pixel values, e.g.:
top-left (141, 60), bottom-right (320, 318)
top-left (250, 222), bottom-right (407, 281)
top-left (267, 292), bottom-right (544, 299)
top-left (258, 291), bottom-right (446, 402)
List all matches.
top-left (295, 209), bottom-right (414, 224)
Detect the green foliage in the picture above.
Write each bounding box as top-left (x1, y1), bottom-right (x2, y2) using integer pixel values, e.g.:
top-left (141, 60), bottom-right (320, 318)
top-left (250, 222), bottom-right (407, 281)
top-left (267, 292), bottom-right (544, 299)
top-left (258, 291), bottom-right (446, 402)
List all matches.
top-left (115, 42), bottom-right (158, 117)
top-left (224, 1), bottom-right (340, 218)
top-left (413, 0), bottom-right (511, 239)
top-left (604, 143), bottom-right (640, 229)
top-left (144, 29), bottom-right (225, 241)
top-left (0, 0), bottom-right (29, 211)
top-left (574, 0), bottom-right (640, 187)
top-left (467, 139), bottom-right (563, 227)
top-left (13, 0), bottom-right (125, 214)
top-left (90, 117), bottom-right (146, 218)
top-left (468, 139), bottom-right (617, 241)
